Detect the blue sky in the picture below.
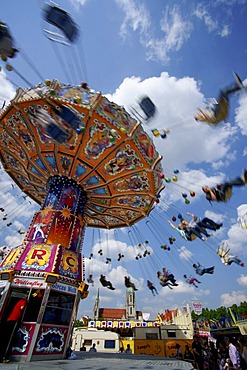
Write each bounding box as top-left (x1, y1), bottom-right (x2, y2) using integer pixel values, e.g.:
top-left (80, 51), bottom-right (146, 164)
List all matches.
top-left (0, 0), bottom-right (246, 321)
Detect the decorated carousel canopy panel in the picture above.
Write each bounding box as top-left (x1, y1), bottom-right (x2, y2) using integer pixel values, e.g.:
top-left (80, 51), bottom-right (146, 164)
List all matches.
top-left (0, 81), bottom-right (164, 229)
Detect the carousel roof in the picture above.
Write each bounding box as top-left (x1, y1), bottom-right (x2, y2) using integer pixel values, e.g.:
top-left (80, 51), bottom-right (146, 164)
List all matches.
top-left (0, 80), bottom-right (164, 229)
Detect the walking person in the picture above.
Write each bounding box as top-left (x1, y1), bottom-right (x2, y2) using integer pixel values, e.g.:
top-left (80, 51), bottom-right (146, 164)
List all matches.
top-left (174, 343), bottom-right (183, 359)
top-left (192, 335), bottom-right (204, 370)
top-left (89, 343), bottom-right (97, 352)
top-left (184, 344), bottom-right (195, 362)
top-left (208, 341), bottom-right (219, 370)
top-left (223, 358), bottom-right (233, 370)
top-left (125, 344), bottom-right (132, 354)
top-left (224, 337), bottom-right (240, 370)
top-left (80, 342), bottom-right (86, 351)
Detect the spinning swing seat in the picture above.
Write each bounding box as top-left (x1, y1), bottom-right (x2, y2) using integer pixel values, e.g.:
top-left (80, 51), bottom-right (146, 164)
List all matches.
top-left (43, 4), bottom-right (79, 43)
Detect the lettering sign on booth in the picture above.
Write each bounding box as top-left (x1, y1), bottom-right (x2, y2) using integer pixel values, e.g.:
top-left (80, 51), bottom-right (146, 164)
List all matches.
top-left (57, 249), bottom-right (81, 279)
top-left (12, 278), bottom-right (46, 289)
top-left (16, 243), bottom-right (59, 272)
top-left (52, 282), bottom-right (77, 295)
top-left (135, 340), bottom-right (165, 357)
top-left (165, 339), bottom-right (193, 358)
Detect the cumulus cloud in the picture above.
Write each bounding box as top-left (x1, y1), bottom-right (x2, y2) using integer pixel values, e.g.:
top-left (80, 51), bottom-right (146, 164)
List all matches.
top-left (235, 87), bottom-right (247, 136)
top-left (85, 236), bottom-right (153, 264)
top-left (178, 246), bottom-right (193, 261)
top-left (222, 204), bottom-right (247, 255)
top-left (237, 204), bottom-right (247, 219)
top-left (225, 223), bottom-right (247, 255)
top-left (221, 290), bottom-right (247, 306)
top-left (106, 72), bottom-right (236, 174)
top-left (77, 264), bottom-right (143, 317)
top-left (0, 70), bottom-right (16, 102)
top-left (237, 274), bottom-right (247, 286)
top-left (204, 210), bottom-right (224, 223)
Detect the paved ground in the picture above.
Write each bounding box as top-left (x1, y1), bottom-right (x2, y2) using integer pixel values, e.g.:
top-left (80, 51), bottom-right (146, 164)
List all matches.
top-left (0, 353), bottom-right (195, 370)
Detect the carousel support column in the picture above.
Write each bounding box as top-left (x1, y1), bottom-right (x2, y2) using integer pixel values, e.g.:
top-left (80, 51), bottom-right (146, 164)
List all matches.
top-left (25, 176), bottom-right (87, 252)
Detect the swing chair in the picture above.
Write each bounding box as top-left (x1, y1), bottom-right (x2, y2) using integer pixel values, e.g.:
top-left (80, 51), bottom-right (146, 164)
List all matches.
top-left (0, 21), bottom-right (18, 59)
top-left (217, 242), bottom-right (230, 258)
top-left (43, 3), bottom-right (79, 45)
top-left (130, 95), bottom-right (157, 123)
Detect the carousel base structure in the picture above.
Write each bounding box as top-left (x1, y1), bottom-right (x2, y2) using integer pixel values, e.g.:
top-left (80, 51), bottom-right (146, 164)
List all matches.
top-left (0, 176), bottom-right (89, 362)
top-left (0, 242), bottom-right (88, 362)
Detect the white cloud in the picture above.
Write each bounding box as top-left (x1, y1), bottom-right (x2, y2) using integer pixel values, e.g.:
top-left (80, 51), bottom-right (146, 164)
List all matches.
top-left (160, 6), bottom-right (193, 52)
top-left (106, 72), bottom-right (236, 174)
top-left (146, 6), bottom-right (192, 64)
top-left (237, 204), bottom-right (247, 219)
top-left (178, 245), bottom-right (193, 261)
top-left (145, 6), bottom-right (193, 63)
top-left (0, 70), bottom-right (16, 102)
top-left (235, 88), bottom-right (247, 136)
top-left (215, 0), bottom-right (247, 4)
top-left (204, 210), bottom-right (224, 223)
top-left (219, 25), bottom-right (231, 37)
top-left (237, 274), bottom-right (247, 286)
top-left (226, 222), bottom-right (247, 255)
top-left (85, 236), bottom-right (153, 265)
top-left (115, 2), bottom-right (192, 64)
top-left (69, 0), bottom-right (88, 9)
top-left (193, 4), bottom-right (231, 38)
top-left (113, 1), bottom-right (237, 64)
top-left (222, 204), bottom-right (247, 255)
top-left (194, 5), bottom-right (218, 33)
top-left (220, 290), bottom-right (247, 306)
top-left (211, 150), bottom-right (237, 170)
top-left (115, 0), bottom-right (151, 38)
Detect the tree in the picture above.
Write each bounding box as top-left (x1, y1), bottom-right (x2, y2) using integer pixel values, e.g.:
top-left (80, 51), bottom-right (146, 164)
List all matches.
top-left (191, 301), bottom-right (246, 322)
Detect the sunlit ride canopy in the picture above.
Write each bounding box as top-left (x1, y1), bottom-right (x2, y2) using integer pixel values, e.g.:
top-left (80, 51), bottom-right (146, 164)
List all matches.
top-left (0, 80), bottom-right (164, 229)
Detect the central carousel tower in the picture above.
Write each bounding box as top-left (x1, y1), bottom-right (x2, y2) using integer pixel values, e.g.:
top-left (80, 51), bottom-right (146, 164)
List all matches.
top-left (0, 80), bottom-right (164, 361)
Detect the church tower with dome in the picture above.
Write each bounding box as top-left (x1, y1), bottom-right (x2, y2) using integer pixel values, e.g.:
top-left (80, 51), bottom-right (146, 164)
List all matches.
top-left (125, 287), bottom-right (136, 320)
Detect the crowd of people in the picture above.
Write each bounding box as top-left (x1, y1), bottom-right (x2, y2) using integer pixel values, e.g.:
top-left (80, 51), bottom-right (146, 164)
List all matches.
top-left (67, 335), bottom-right (247, 368)
top-left (176, 335), bottom-right (247, 370)
top-left (66, 342), bottom-right (98, 359)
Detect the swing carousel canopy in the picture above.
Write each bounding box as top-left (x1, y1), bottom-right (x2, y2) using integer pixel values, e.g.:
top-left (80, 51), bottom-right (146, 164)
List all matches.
top-left (0, 80), bottom-right (164, 229)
